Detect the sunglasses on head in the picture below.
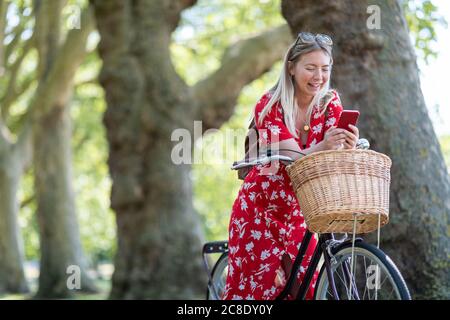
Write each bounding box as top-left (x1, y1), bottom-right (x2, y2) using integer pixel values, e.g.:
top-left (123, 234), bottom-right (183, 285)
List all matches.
top-left (295, 32), bottom-right (333, 47)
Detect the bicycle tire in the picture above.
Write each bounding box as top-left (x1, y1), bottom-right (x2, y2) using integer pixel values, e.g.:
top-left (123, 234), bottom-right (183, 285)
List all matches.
top-left (206, 252), bottom-right (228, 300)
top-left (315, 241), bottom-right (411, 300)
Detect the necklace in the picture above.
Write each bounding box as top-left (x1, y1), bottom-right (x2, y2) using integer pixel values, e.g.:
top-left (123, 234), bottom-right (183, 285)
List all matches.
top-left (297, 107), bottom-right (310, 132)
top-left (295, 98), bottom-right (310, 132)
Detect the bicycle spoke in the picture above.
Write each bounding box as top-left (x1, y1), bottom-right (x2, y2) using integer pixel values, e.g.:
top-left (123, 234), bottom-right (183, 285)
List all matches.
top-left (315, 243), bottom-right (409, 301)
top-left (362, 256), bottom-right (368, 300)
top-left (339, 264), bottom-right (351, 299)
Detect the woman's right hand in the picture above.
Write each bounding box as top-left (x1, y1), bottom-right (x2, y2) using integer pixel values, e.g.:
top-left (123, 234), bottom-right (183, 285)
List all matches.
top-left (320, 126), bottom-right (347, 150)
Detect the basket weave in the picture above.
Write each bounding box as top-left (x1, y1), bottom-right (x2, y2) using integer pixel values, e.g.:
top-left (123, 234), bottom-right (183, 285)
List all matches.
top-left (286, 149), bottom-right (392, 234)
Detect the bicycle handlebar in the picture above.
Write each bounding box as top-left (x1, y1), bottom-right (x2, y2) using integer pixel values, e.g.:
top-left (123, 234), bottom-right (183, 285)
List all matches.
top-left (231, 138), bottom-right (371, 171)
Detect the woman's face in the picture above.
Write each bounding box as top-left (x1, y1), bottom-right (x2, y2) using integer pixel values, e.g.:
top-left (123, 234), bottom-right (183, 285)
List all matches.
top-left (289, 49), bottom-right (331, 98)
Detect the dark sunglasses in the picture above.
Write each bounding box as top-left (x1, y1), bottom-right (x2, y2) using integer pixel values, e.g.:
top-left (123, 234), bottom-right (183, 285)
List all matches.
top-left (295, 32), bottom-right (333, 47)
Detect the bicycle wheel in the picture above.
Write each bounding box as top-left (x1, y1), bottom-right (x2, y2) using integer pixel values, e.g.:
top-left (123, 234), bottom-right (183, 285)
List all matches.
top-left (206, 252), bottom-right (228, 300)
top-left (315, 241), bottom-right (411, 300)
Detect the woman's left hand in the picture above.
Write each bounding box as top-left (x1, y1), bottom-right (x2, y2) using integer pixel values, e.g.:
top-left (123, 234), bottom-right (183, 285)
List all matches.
top-left (342, 124), bottom-right (359, 149)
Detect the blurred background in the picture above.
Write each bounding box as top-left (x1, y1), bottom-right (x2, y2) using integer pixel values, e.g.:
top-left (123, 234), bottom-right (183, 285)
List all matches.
top-left (0, 0), bottom-right (448, 299)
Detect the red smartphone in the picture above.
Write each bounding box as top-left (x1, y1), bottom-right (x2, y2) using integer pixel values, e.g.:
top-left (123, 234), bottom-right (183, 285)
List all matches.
top-left (337, 110), bottom-right (360, 131)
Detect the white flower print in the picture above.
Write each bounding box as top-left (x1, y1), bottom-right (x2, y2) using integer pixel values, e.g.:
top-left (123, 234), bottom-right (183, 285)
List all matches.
top-left (267, 174), bottom-right (283, 182)
top-left (270, 191), bottom-right (278, 200)
top-left (228, 264), bottom-right (234, 277)
top-left (240, 198), bottom-right (248, 211)
top-left (248, 192), bottom-right (256, 202)
top-left (262, 131), bottom-right (268, 141)
top-left (255, 263), bottom-right (271, 275)
top-left (239, 283), bottom-right (245, 291)
top-left (233, 219), bottom-right (248, 239)
top-left (313, 110), bottom-right (321, 119)
top-left (272, 247), bottom-right (280, 255)
top-left (254, 217), bottom-right (261, 225)
top-left (229, 245), bottom-right (239, 255)
top-left (251, 230), bottom-right (262, 241)
top-left (260, 249), bottom-right (271, 261)
top-left (330, 99), bottom-right (340, 107)
top-left (232, 295), bottom-right (243, 300)
top-left (261, 181), bottom-right (270, 190)
top-left (249, 277), bottom-right (257, 291)
top-left (243, 182), bottom-right (256, 190)
top-left (312, 123), bottom-right (323, 135)
top-left (267, 124), bottom-right (281, 136)
top-left (245, 241), bottom-right (254, 252)
top-left (279, 190), bottom-right (286, 199)
top-left (264, 230), bottom-right (273, 240)
top-left (325, 116), bottom-right (336, 127)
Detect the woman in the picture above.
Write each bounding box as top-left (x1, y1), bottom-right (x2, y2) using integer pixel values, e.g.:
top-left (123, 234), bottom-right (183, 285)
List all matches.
top-left (222, 32), bottom-right (359, 300)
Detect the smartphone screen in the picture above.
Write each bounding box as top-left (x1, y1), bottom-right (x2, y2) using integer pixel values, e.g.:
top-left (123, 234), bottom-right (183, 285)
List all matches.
top-left (337, 110), bottom-right (360, 131)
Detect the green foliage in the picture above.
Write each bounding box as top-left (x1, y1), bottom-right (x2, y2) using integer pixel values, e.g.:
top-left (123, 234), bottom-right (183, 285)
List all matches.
top-left (402, 0), bottom-right (448, 64)
top-left (176, 0), bottom-right (449, 243)
top-left (72, 78), bottom-right (117, 265)
top-left (172, 0), bottom-right (285, 241)
top-left (8, 0), bottom-right (450, 271)
top-left (172, 0), bottom-right (284, 85)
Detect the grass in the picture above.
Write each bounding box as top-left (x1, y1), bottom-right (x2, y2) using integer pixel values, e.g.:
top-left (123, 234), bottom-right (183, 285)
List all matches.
top-left (0, 261), bottom-right (113, 300)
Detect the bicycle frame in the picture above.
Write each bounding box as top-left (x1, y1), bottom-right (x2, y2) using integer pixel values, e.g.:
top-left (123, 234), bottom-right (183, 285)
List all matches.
top-left (202, 232), bottom-right (364, 300)
top-left (275, 231), bottom-right (363, 300)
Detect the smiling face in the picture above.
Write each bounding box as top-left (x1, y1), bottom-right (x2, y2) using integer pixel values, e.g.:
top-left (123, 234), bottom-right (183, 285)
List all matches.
top-left (289, 49), bottom-right (332, 98)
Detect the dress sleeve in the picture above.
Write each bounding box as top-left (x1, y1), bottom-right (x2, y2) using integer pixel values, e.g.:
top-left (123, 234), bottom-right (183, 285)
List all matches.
top-left (254, 93), bottom-right (295, 146)
top-left (324, 90), bottom-right (344, 134)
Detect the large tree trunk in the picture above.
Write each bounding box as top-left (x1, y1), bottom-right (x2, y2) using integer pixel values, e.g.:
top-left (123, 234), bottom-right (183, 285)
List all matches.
top-left (33, 106), bottom-right (98, 297)
top-left (32, 1), bottom-right (97, 298)
top-left (282, 0), bottom-right (450, 299)
top-left (0, 127), bottom-right (31, 294)
top-left (91, 0), bottom-right (293, 298)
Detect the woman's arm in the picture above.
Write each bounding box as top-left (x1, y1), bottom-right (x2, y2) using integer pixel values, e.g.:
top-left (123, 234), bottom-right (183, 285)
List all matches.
top-left (271, 138), bottom-right (326, 161)
top-left (271, 126), bottom-right (347, 160)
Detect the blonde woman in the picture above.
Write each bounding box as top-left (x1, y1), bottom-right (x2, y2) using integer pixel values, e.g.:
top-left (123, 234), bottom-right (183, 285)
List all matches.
top-left (223, 32), bottom-right (359, 300)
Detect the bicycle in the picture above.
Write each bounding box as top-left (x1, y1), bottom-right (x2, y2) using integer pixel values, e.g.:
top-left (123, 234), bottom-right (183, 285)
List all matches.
top-left (202, 139), bottom-right (411, 300)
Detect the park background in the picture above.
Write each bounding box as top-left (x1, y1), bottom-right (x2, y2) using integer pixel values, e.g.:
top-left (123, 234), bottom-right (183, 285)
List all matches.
top-left (0, 0), bottom-right (448, 299)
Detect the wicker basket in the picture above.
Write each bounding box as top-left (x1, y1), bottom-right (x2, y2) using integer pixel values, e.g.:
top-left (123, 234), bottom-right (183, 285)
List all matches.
top-left (286, 149), bottom-right (392, 234)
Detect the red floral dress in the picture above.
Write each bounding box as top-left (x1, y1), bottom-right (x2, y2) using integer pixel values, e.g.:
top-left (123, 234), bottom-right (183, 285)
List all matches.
top-left (222, 90), bottom-right (343, 300)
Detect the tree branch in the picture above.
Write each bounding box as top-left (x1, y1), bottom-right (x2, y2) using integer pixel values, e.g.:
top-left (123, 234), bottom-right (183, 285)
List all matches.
top-left (192, 24), bottom-right (292, 133)
top-left (31, 5), bottom-right (95, 119)
top-left (163, 0), bottom-right (197, 32)
top-left (1, 35), bottom-right (35, 119)
top-left (34, 0), bottom-right (65, 79)
top-left (0, 0), bottom-right (9, 75)
top-left (12, 111), bottom-right (33, 172)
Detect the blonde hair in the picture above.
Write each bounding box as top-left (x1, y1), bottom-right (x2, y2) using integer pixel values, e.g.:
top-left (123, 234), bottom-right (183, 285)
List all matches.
top-left (256, 36), bottom-right (334, 138)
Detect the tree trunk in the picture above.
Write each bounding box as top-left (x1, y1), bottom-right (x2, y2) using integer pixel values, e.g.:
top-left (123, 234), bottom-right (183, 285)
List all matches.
top-left (33, 2), bottom-right (97, 298)
top-left (91, 0), bottom-right (293, 298)
top-left (33, 106), bottom-right (97, 298)
top-left (0, 131), bottom-right (30, 294)
top-left (282, 0), bottom-right (450, 299)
